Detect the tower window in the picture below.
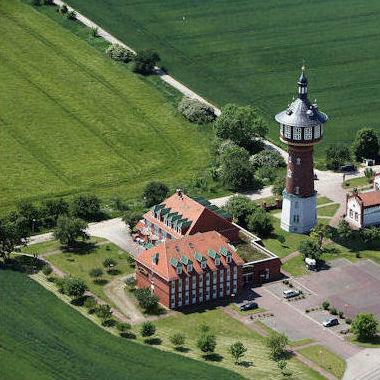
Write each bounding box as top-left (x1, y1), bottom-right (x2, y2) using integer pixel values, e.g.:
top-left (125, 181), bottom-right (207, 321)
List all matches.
top-left (293, 215), bottom-right (300, 223)
top-left (304, 127), bottom-right (312, 140)
top-left (293, 127), bottom-right (302, 140)
top-left (315, 125), bottom-right (321, 138)
top-left (284, 125), bottom-right (291, 139)
top-left (296, 157), bottom-right (301, 165)
top-left (295, 186), bottom-right (300, 194)
top-left (287, 169), bottom-right (292, 178)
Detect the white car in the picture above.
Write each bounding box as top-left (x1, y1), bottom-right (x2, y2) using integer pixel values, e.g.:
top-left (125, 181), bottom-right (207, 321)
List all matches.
top-left (283, 289), bottom-right (300, 299)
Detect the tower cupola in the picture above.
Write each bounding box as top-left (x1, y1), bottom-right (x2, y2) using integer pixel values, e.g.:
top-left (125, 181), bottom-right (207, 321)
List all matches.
top-left (297, 66), bottom-right (308, 99)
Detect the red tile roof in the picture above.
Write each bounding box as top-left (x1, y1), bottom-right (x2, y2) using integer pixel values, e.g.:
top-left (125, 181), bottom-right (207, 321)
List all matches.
top-left (136, 231), bottom-right (244, 281)
top-left (354, 191), bottom-right (380, 208)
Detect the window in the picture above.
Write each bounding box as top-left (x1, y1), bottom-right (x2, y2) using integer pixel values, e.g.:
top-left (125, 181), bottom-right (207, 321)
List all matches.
top-left (220, 270), bottom-right (224, 281)
top-left (171, 302), bottom-right (175, 308)
top-left (192, 294), bottom-right (196, 304)
top-left (227, 268), bottom-right (230, 277)
top-left (219, 291), bottom-right (224, 297)
top-left (213, 271), bottom-right (217, 281)
top-left (212, 289), bottom-right (217, 299)
top-left (201, 261), bottom-right (207, 269)
top-left (287, 169), bottom-right (292, 178)
top-left (171, 281), bottom-right (176, 290)
top-left (215, 258), bottom-right (220, 266)
top-left (187, 264), bottom-right (193, 272)
top-left (315, 125), bottom-right (321, 138)
top-left (284, 125), bottom-right (291, 139)
top-left (176, 266), bottom-right (182, 275)
top-left (199, 296), bottom-right (203, 303)
top-left (304, 127), bottom-right (312, 140)
top-left (355, 212), bottom-right (358, 221)
top-left (295, 186), bottom-right (300, 195)
top-left (349, 209), bottom-right (353, 218)
top-left (296, 157), bottom-right (301, 165)
top-left (226, 255), bottom-right (232, 263)
top-left (293, 214), bottom-right (300, 223)
top-left (293, 127), bottom-right (302, 140)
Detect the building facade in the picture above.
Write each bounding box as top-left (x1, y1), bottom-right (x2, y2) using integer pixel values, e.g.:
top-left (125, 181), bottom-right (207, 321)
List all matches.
top-left (136, 231), bottom-right (244, 309)
top-left (136, 191), bottom-right (240, 245)
top-left (346, 190), bottom-right (380, 228)
top-left (275, 67), bottom-right (328, 233)
top-left (374, 173), bottom-right (380, 190)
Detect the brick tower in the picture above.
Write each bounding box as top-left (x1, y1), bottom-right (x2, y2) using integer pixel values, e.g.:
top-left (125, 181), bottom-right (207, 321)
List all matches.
top-left (275, 67), bottom-right (328, 233)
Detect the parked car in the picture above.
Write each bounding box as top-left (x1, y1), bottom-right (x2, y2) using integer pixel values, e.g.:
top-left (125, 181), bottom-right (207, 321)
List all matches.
top-left (283, 289), bottom-right (300, 299)
top-left (322, 318), bottom-right (339, 327)
top-left (340, 164), bottom-right (356, 173)
top-left (240, 302), bottom-right (258, 312)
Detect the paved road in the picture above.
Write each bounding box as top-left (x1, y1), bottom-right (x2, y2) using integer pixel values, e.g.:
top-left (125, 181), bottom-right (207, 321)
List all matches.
top-left (344, 348), bottom-right (380, 380)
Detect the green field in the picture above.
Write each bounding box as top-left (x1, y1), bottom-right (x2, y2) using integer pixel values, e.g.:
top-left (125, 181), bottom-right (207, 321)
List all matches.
top-left (0, 1), bottom-right (214, 212)
top-left (0, 269), bottom-right (241, 380)
top-left (65, 0), bottom-right (380, 162)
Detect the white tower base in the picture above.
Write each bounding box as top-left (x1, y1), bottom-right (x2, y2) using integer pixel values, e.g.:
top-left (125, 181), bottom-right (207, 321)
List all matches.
top-left (281, 191), bottom-right (317, 234)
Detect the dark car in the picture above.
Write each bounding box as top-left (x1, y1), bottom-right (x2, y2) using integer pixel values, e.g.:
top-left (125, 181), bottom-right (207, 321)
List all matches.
top-left (240, 302), bottom-right (258, 312)
top-left (340, 164), bottom-right (356, 173)
top-left (322, 318), bottom-right (339, 327)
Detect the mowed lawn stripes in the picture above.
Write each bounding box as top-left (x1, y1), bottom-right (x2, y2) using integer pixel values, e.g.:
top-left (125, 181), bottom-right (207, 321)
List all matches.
top-left (0, 1), bottom-right (212, 211)
top-left (66, 0), bottom-right (380, 161)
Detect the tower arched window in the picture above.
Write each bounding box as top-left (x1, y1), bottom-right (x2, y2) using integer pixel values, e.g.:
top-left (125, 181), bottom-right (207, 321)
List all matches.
top-left (315, 125), bottom-right (321, 138)
top-left (296, 157), bottom-right (301, 165)
top-left (295, 186), bottom-right (300, 194)
top-left (284, 125), bottom-right (291, 139)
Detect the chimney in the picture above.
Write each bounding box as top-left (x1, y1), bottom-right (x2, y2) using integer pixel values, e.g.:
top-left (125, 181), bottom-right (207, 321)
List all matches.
top-left (176, 188), bottom-right (184, 199)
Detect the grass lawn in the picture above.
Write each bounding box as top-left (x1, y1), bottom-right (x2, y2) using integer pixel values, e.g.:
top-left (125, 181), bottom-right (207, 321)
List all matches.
top-left (349, 335), bottom-right (380, 348)
top-left (298, 345), bottom-right (346, 379)
top-left (21, 238), bottom-right (134, 302)
top-left (0, 1), bottom-right (219, 213)
top-left (0, 270), bottom-right (241, 380)
top-left (343, 176), bottom-right (372, 189)
top-left (64, 0), bottom-right (380, 165)
top-left (317, 197), bottom-right (333, 206)
top-left (317, 203), bottom-right (340, 217)
top-left (229, 304), bottom-right (266, 316)
top-left (150, 308), bottom-right (324, 380)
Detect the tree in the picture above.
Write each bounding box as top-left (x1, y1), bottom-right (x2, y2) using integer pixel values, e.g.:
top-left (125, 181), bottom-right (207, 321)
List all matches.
top-left (228, 341), bottom-right (247, 364)
top-left (54, 216), bottom-right (89, 247)
top-left (219, 145), bottom-right (260, 191)
top-left (336, 219), bottom-right (353, 242)
top-left (94, 304), bottom-right (113, 320)
top-left (70, 195), bottom-right (102, 221)
top-left (0, 218), bottom-right (28, 261)
top-left (140, 321), bottom-right (156, 337)
top-left (122, 210), bottom-right (142, 229)
top-left (40, 198), bottom-right (69, 227)
top-left (352, 128), bottom-right (379, 160)
top-left (325, 144), bottom-right (351, 171)
top-left (16, 200), bottom-right (40, 233)
top-left (103, 258), bottom-right (117, 269)
top-left (299, 239), bottom-right (322, 261)
top-left (224, 196), bottom-right (257, 227)
top-left (143, 181), bottom-right (169, 207)
top-left (214, 104), bottom-right (268, 154)
top-left (272, 176), bottom-right (286, 197)
top-left (169, 332), bottom-right (186, 348)
top-left (364, 167), bottom-right (375, 183)
top-left (197, 332), bottom-right (217, 353)
top-left (106, 44), bottom-right (134, 63)
top-left (351, 313), bottom-right (378, 341)
top-left (266, 331), bottom-right (289, 360)
top-left (61, 277), bottom-right (87, 298)
top-left (359, 227), bottom-right (380, 246)
top-left (89, 268), bottom-right (103, 278)
top-left (310, 222), bottom-right (328, 248)
top-left (246, 209), bottom-right (274, 238)
top-left (135, 288), bottom-right (159, 313)
top-left (178, 97), bottom-right (216, 124)
top-left (250, 149), bottom-right (286, 169)
top-left (133, 49), bottom-right (160, 75)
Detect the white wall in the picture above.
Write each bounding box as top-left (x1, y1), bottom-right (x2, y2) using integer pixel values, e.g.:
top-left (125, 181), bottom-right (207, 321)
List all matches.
top-left (374, 176), bottom-right (380, 191)
top-left (346, 197), bottom-right (362, 228)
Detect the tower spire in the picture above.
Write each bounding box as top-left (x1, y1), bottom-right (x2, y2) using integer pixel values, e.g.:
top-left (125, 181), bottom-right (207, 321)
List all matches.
top-left (297, 65), bottom-right (308, 100)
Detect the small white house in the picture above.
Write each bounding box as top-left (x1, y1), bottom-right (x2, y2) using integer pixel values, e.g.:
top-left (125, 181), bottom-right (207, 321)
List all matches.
top-left (374, 173), bottom-right (380, 190)
top-left (346, 191), bottom-right (380, 228)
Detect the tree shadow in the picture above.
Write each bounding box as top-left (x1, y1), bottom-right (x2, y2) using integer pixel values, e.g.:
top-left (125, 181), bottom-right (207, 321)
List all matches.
top-left (93, 278), bottom-right (109, 286)
top-left (202, 353), bottom-right (223, 362)
top-left (174, 346), bottom-right (190, 353)
top-left (238, 360), bottom-right (254, 368)
top-left (70, 296), bottom-right (87, 306)
top-left (0, 256), bottom-right (44, 274)
top-left (144, 338), bottom-right (162, 345)
top-left (107, 269), bottom-right (121, 276)
top-left (120, 332), bottom-right (136, 339)
top-left (63, 241), bottom-right (97, 255)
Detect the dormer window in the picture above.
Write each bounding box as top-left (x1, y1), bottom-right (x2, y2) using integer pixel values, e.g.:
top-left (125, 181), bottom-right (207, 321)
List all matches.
top-left (187, 264), bottom-right (193, 272)
top-left (215, 258), bottom-right (220, 266)
top-left (176, 266), bottom-right (182, 275)
top-left (201, 261), bottom-right (207, 269)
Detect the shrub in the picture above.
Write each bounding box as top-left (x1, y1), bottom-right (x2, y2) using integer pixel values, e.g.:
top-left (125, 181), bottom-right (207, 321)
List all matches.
top-left (126, 255), bottom-right (136, 268)
top-left (339, 311), bottom-right (344, 319)
top-left (346, 318), bottom-right (352, 325)
top-left (42, 0), bottom-right (54, 5)
top-left (94, 304), bottom-right (113, 320)
top-left (122, 210), bottom-right (142, 228)
top-left (322, 300), bottom-right (330, 310)
top-left (178, 97), bottom-right (216, 124)
top-left (325, 144), bottom-right (352, 171)
top-left (140, 321), bottom-right (156, 337)
top-left (83, 296), bottom-right (97, 310)
top-left (30, 0), bottom-right (41, 5)
top-left (197, 332), bottom-right (216, 353)
top-left (352, 128), bottom-right (379, 161)
top-left (246, 208), bottom-right (274, 238)
top-left (59, 4), bottom-right (68, 14)
top-left (101, 318), bottom-right (116, 327)
top-left (330, 307), bottom-right (338, 316)
top-left (250, 149), bottom-right (286, 169)
top-left (228, 341), bottom-right (247, 364)
top-left (103, 258), bottom-right (117, 269)
top-left (115, 321), bottom-right (131, 332)
top-left (142, 181), bottom-right (169, 207)
top-left (135, 288), bottom-right (159, 313)
top-left (169, 332), bottom-right (186, 348)
top-left (124, 276), bottom-right (136, 288)
top-left (66, 10), bottom-right (76, 20)
top-left (351, 313), bottom-right (378, 341)
top-left (42, 264), bottom-right (53, 276)
top-left (266, 331), bottom-right (289, 361)
top-left (89, 268), bottom-right (103, 278)
top-left (133, 49), bottom-right (160, 75)
top-left (60, 277), bottom-right (88, 298)
top-left (106, 44), bottom-right (134, 63)
top-left (272, 176), bottom-right (285, 197)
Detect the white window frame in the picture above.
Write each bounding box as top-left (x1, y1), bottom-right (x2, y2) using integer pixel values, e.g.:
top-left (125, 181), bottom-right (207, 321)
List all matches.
top-left (304, 127), bottom-right (312, 140)
top-left (293, 127), bottom-right (302, 140)
top-left (315, 125), bottom-right (321, 138)
top-left (284, 125), bottom-right (291, 139)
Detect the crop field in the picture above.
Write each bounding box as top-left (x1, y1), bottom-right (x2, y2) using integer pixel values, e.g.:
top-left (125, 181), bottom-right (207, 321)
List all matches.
top-left (0, 1), bottom-right (213, 212)
top-left (66, 0), bottom-right (380, 162)
top-left (0, 270), bottom-right (240, 380)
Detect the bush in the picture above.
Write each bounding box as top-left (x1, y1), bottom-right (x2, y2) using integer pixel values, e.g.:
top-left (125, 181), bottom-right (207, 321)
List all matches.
top-left (197, 332), bottom-right (216, 353)
top-left (133, 49), bottom-right (160, 75)
top-left (60, 277), bottom-right (88, 298)
top-left (59, 4), bottom-right (68, 14)
top-left (70, 195), bottom-right (102, 221)
top-left (135, 288), bottom-right (159, 313)
top-left (83, 296), bottom-right (97, 310)
top-left (124, 276), bottom-right (136, 288)
top-left (250, 149), bottom-right (286, 169)
top-left (42, 264), bottom-right (53, 276)
top-left (169, 332), bottom-right (186, 347)
top-left (339, 311), bottom-right (344, 319)
top-left (90, 27), bottom-right (98, 38)
top-left (89, 268), bottom-right (103, 278)
top-left (246, 208), bottom-right (273, 238)
top-left (330, 307), bottom-right (338, 316)
top-left (103, 258), bottom-right (117, 269)
top-left (266, 331), bottom-right (289, 361)
top-left (101, 318), bottom-right (116, 327)
top-left (115, 321), bottom-right (131, 332)
top-left (142, 181), bottom-right (169, 207)
top-left (66, 10), bottom-right (76, 20)
top-left (272, 176), bottom-right (285, 197)
top-left (346, 318), bottom-right (352, 325)
top-left (322, 300), bottom-right (330, 310)
top-left (42, 0), bottom-right (54, 4)
top-left (325, 144), bottom-right (352, 171)
top-left (351, 313), bottom-right (378, 341)
top-left (30, 0), bottom-right (41, 5)
top-left (140, 321), bottom-right (156, 337)
top-left (94, 304), bottom-right (113, 320)
top-left (223, 195), bottom-right (257, 227)
top-left (106, 44), bottom-right (134, 63)
top-left (178, 97), bottom-right (216, 124)
top-left (126, 255), bottom-right (136, 268)
top-left (228, 341), bottom-right (247, 364)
